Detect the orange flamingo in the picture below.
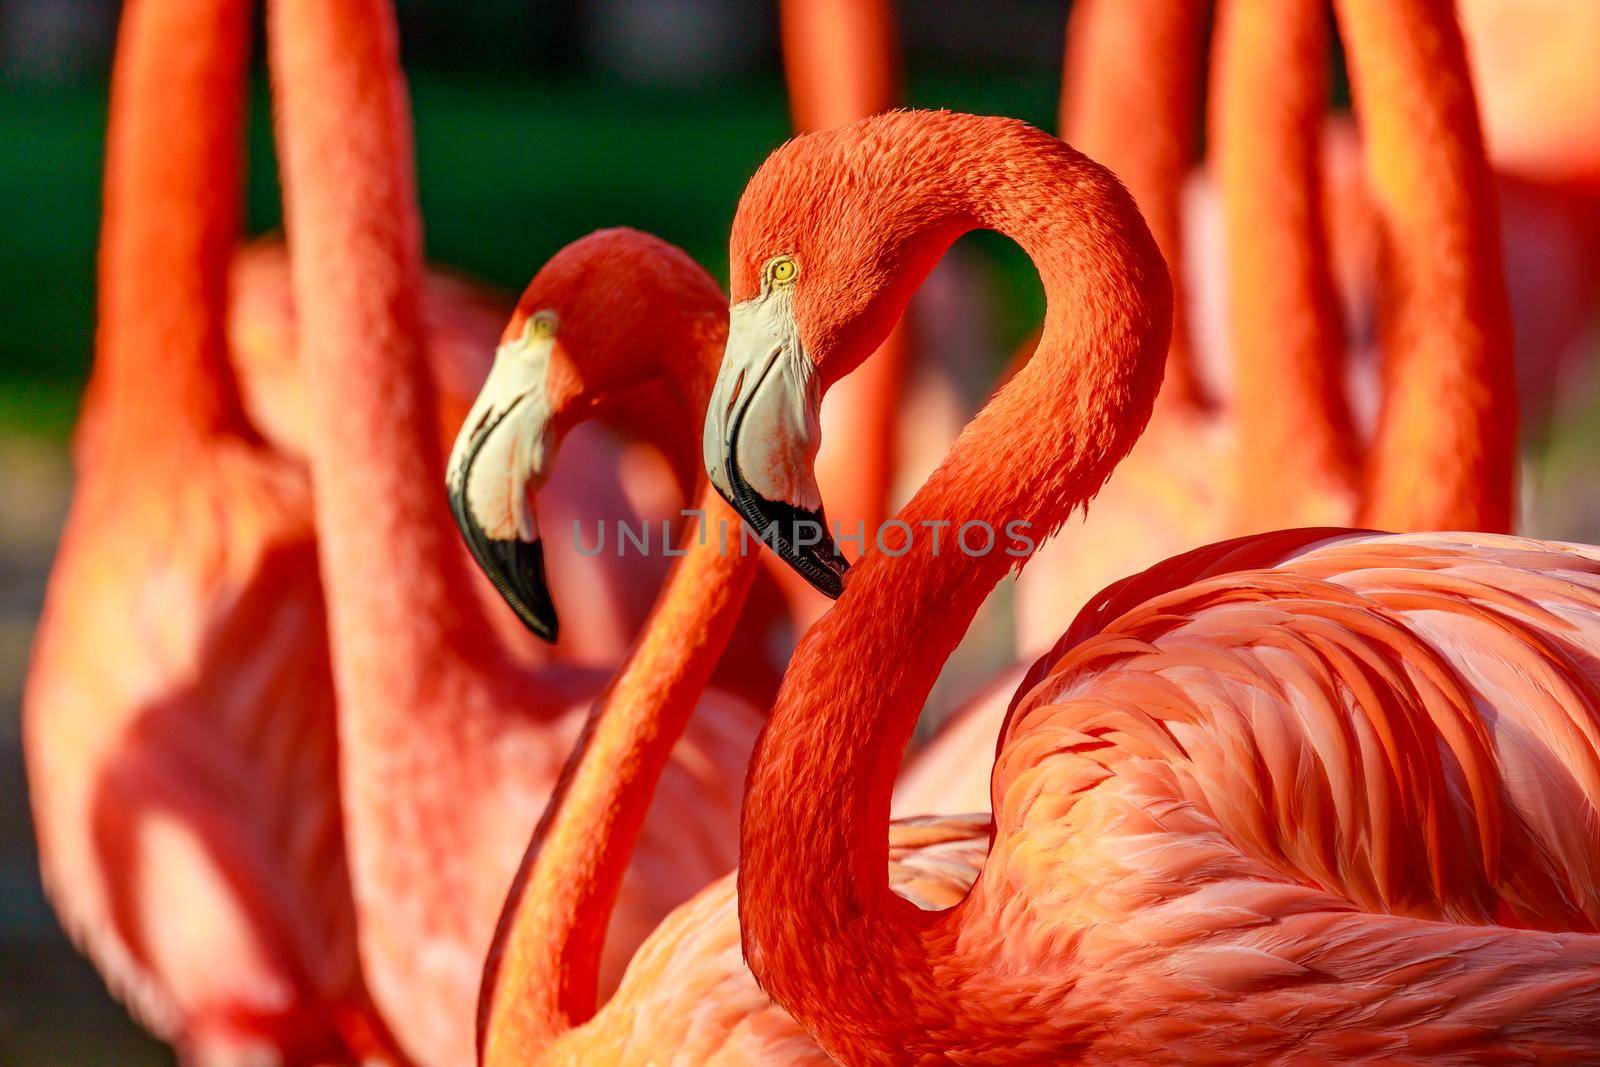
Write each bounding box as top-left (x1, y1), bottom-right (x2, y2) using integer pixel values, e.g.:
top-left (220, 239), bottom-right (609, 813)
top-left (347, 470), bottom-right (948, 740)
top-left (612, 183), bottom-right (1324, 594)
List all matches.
top-left (709, 107), bottom-right (1600, 1064)
top-left (24, 3), bottom-right (682, 1058)
top-left (443, 230), bottom-right (798, 707)
top-left (268, 3), bottom-right (760, 1063)
top-left (901, 0), bottom-right (1515, 817)
top-left (255, 246), bottom-right (676, 670)
top-left (22, 1), bottom-right (393, 1059)
top-left (457, 229), bottom-right (991, 1065)
top-left (226, 239), bottom-right (686, 666)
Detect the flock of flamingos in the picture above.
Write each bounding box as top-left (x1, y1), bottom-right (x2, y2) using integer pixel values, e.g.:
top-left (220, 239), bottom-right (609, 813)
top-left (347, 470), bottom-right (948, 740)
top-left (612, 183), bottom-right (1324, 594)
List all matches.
top-left (21, 0), bottom-right (1600, 1062)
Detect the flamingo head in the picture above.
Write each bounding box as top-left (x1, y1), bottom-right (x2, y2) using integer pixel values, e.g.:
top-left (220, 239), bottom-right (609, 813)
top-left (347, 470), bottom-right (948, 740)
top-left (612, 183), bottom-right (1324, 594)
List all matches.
top-left (448, 227), bottom-right (725, 639)
top-left (704, 111), bottom-right (961, 597)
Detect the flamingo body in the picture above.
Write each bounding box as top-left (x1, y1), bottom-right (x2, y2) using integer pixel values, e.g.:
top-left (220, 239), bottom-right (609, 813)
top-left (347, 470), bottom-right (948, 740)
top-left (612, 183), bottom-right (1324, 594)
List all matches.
top-left (942, 530), bottom-right (1600, 1062)
top-left (26, 444), bottom-right (367, 1063)
top-left (698, 107), bottom-right (1599, 1065)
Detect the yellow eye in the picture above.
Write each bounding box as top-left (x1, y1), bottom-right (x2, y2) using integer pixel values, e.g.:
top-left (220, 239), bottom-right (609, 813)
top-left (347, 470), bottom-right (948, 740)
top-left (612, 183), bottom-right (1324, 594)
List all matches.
top-left (530, 311), bottom-right (558, 338)
top-left (769, 256), bottom-right (797, 285)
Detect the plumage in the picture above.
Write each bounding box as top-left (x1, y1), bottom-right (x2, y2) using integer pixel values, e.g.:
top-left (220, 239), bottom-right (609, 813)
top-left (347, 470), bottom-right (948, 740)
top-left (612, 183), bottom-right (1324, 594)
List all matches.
top-left (534, 817), bottom-right (989, 1065)
top-left (705, 106), bottom-right (1600, 1063)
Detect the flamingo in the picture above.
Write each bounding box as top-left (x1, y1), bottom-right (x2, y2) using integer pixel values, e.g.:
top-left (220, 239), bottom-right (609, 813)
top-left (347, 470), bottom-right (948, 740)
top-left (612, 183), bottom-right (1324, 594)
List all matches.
top-left (443, 228), bottom-right (796, 704)
top-left (22, 1), bottom-right (392, 1059)
top-left (706, 106), bottom-right (1600, 1064)
top-left (23, 1), bottom-right (685, 1057)
top-left (899, 0), bottom-right (1515, 817)
top-left (225, 239), bottom-right (677, 667)
top-left (1455, 0), bottom-right (1600, 460)
top-left (447, 227), bottom-right (990, 1065)
top-left (231, 234), bottom-right (784, 705)
top-left (268, 3), bottom-right (760, 1063)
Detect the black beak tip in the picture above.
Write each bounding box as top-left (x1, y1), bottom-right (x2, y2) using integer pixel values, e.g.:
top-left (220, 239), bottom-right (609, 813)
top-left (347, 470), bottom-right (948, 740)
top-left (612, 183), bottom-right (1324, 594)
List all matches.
top-left (448, 487), bottom-right (560, 642)
top-left (722, 458), bottom-right (850, 600)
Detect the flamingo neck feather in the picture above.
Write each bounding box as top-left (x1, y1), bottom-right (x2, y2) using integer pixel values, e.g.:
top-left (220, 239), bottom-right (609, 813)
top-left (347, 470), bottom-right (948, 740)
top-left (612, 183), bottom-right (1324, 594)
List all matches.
top-left (90, 0), bottom-right (252, 451)
top-left (269, 0), bottom-right (507, 724)
top-left (479, 484), bottom-right (759, 1062)
top-left (1061, 0), bottom-right (1207, 414)
top-left (1337, 0), bottom-right (1516, 532)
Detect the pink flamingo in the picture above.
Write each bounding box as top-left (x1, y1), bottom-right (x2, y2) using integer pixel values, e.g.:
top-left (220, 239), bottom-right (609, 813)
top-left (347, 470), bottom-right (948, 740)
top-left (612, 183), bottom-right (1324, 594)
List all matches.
top-left (710, 107), bottom-right (1600, 1064)
top-left (268, 2), bottom-right (760, 1062)
top-left (450, 228), bottom-right (992, 1065)
top-left (24, 1), bottom-right (392, 1058)
top-left (226, 239), bottom-right (671, 666)
top-left (24, 2), bottom-right (686, 1059)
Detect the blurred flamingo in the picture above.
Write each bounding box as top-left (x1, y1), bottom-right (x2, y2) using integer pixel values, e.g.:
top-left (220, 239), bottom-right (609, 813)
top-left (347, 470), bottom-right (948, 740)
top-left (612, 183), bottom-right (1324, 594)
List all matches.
top-left (710, 107), bottom-right (1600, 1065)
top-left (23, 1), bottom-right (681, 1059)
top-left (23, 1), bottom-right (392, 1059)
top-left (268, 3), bottom-right (761, 1063)
top-left (1456, 0), bottom-right (1600, 472)
top-left (900, 0), bottom-right (1515, 817)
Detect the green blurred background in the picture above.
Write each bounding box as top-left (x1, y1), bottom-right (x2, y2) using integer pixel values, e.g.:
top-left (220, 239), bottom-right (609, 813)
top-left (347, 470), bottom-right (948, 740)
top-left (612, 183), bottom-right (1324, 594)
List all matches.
top-left (4, 1), bottom-right (1600, 1062)
top-left (0, 2), bottom-right (1070, 1061)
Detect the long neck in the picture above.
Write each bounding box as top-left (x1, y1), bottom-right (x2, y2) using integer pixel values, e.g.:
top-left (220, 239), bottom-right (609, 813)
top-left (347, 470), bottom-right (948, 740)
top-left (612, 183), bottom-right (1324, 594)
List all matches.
top-left (1212, 0), bottom-right (1358, 528)
top-left (478, 487), bottom-right (758, 1062)
top-left (779, 0), bottom-right (895, 132)
top-left (269, 0), bottom-right (500, 715)
top-left (90, 0), bottom-right (251, 451)
top-left (1061, 0), bottom-right (1208, 414)
top-left (739, 131), bottom-right (1171, 1061)
top-left (782, 0), bottom-right (909, 543)
top-left (1336, 0), bottom-right (1516, 532)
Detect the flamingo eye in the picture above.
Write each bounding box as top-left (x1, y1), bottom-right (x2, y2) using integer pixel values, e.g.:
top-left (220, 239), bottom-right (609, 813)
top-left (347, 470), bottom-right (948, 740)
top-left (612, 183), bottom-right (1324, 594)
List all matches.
top-left (530, 311), bottom-right (559, 338)
top-left (767, 256), bottom-right (797, 286)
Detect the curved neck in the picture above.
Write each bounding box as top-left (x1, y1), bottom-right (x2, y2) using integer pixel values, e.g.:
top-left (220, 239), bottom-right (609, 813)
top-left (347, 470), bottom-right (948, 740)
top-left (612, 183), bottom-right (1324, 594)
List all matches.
top-left (782, 0), bottom-right (909, 540)
top-left (91, 0), bottom-right (251, 448)
top-left (1337, 0), bottom-right (1516, 532)
top-left (269, 0), bottom-right (500, 714)
top-left (739, 129), bottom-right (1171, 1060)
top-left (1213, 0), bottom-right (1358, 527)
top-left (478, 487), bottom-right (758, 1062)
top-left (1061, 0), bottom-right (1208, 414)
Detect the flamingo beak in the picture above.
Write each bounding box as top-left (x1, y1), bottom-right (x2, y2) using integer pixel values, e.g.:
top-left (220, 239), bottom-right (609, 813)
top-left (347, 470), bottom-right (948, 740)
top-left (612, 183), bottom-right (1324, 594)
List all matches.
top-left (704, 290), bottom-right (848, 598)
top-left (445, 322), bottom-right (560, 641)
